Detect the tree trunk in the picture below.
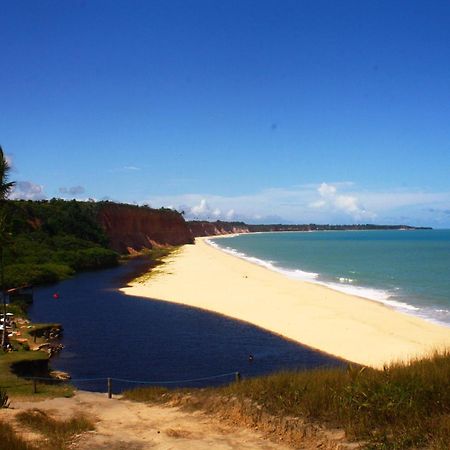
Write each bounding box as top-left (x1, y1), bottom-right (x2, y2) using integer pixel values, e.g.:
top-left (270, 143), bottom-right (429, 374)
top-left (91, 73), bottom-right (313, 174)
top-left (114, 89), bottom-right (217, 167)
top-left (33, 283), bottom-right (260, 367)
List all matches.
top-left (1, 247), bottom-right (7, 350)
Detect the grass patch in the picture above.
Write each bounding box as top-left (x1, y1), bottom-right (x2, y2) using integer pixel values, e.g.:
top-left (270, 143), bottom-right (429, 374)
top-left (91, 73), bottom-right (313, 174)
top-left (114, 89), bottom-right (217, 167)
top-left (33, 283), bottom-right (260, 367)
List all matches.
top-left (131, 246), bottom-right (180, 283)
top-left (123, 386), bottom-right (171, 403)
top-left (15, 409), bottom-right (94, 449)
top-left (143, 246), bottom-right (179, 260)
top-left (136, 246), bottom-right (179, 266)
top-left (0, 420), bottom-right (36, 450)
top-left (0, 304), bottom-right (72, 399)
top-left (124, 351), bottom-right (450, 449)
top-left (0, 350), bottom-right (73, 398)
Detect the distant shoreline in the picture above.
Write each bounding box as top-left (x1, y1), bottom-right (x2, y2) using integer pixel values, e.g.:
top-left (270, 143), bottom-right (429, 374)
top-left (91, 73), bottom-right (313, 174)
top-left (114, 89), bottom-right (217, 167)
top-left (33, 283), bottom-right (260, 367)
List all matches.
top-left (187, 219), bottom-right (432, 239)
top-left (121, 237), bottom-right (450, 368)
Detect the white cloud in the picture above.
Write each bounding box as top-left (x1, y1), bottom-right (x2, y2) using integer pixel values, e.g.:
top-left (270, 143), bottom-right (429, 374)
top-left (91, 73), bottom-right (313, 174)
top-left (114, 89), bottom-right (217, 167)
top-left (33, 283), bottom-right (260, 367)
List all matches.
top-left (59, 185), bottom-right (86, 196)
top-left (190, 199), bottom-right (210, 216)
top-left (108, 165), bottom-right (141, 173)
top-left (318, 183), bottom-right (337, 197)
top-left (187, 198), bottom-right (234, 220)
top-left (226, 209), bottom-right (235, 220)
top-left (311, 183), bottom-right (376, 221)
top-left (147, 188), bottom-right (315, 223)
top-left (143, 183), bottom-right (450, 226)
top-left (10, 181), bottom-right (45, 200)
top-left (4, 153), bottom-right (14, 170)
top-left (359, 190), bottom-right (450, 211)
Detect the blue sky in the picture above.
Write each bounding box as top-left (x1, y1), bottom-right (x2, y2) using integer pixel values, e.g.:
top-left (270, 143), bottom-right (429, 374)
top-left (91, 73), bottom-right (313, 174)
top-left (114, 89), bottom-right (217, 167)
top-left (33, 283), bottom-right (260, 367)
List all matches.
top-left (1, 1), bottom-right (450, 226)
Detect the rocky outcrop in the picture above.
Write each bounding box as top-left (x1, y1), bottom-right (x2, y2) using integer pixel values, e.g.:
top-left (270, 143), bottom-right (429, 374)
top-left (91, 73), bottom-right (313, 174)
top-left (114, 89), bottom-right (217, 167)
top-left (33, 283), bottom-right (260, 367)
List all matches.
top-left (98, 203), bottom-right (194, 254)
top-left (188, 220), bottom-right (250, 237)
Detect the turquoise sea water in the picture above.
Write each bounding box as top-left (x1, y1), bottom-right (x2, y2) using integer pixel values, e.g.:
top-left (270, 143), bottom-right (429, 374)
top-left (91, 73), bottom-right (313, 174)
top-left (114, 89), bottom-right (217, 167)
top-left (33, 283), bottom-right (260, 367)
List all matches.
top-left (209, 230), bottom-right (450, 327)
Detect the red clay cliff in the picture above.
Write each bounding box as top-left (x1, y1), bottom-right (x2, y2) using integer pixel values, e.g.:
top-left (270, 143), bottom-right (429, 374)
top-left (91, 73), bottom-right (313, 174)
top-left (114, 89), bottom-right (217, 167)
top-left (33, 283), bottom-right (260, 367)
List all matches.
top-left (98, 203), bottom-right (194, 254)
top-left (188, 220), bottom-right (250, 237)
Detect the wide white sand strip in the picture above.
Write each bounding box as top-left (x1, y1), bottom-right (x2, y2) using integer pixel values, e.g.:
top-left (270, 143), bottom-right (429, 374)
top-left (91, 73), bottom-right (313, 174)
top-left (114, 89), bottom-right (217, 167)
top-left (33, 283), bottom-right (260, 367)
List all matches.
top-left (121, 238), bottom-right (450, 368)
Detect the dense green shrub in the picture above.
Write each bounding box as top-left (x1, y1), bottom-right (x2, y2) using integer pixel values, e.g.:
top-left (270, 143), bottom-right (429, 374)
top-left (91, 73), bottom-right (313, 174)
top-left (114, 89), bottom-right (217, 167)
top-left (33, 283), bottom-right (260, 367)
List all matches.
top-left (58, 248), bottom-right (118, 271)
top-left (3, 199), bottom-right (119, 288)
top-left (4, 263), bottom-right (74, 287)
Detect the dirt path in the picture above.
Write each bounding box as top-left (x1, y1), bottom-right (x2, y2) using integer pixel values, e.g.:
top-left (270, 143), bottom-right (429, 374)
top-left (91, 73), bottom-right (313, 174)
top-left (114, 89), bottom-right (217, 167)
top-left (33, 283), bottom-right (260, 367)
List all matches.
top-left (2, 391), bottom-right (293, 450)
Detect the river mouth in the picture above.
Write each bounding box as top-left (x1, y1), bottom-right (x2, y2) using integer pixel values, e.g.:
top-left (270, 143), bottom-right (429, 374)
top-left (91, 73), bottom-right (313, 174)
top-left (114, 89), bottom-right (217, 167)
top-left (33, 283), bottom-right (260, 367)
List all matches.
top-left (28, 259), bottom-right (345, 393)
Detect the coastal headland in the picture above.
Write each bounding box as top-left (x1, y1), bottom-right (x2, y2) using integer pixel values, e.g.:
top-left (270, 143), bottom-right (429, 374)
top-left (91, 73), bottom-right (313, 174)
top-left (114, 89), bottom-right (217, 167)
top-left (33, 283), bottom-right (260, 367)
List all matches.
top-left (122, 237), bottom-right (450, 369)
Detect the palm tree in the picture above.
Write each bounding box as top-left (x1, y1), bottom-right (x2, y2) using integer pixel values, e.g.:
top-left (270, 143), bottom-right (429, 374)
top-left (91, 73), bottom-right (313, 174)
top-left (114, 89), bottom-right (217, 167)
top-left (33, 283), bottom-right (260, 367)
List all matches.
top-left (0, 146), bottom-right (15, 349)
top-left (0, 148), bottom-right (15, 200)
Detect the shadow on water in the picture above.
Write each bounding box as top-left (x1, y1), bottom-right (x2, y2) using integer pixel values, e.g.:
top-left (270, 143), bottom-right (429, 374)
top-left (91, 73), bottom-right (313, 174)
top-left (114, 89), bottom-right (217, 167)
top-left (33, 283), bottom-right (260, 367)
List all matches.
top-left (28, 259), bottom-right (345, 392)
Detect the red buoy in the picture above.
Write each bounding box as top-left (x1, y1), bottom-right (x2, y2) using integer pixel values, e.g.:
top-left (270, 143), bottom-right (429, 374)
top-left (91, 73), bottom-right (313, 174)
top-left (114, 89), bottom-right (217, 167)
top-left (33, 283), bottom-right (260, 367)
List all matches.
top-left (52, 293), bottom-right (60, 299)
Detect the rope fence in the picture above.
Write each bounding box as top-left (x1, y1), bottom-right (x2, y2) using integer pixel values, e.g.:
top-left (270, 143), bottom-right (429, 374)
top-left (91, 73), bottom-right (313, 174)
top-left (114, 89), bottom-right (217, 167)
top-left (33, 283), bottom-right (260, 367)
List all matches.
top-left (24, 371), bottom-right (242, 397)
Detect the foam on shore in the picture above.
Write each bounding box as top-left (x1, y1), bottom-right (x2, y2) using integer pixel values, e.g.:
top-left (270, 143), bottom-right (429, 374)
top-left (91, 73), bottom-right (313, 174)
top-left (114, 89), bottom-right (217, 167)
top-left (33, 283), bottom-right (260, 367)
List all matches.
top-left (207, 238), bottom-right (422, 310)
top-left (121, 238), bottom-right (450, 368)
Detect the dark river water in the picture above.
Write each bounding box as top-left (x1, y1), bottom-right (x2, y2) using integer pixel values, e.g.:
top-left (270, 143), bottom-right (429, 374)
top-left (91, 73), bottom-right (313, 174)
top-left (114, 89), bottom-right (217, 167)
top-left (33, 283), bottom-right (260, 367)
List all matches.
top-left (28, 259), bottom-right (345, 393)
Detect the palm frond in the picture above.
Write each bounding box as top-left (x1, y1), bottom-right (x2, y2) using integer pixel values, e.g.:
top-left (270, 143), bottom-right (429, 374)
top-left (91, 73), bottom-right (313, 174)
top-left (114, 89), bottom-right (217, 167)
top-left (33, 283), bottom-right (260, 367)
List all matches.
top-left (0, 146), bottom-right (15, 199)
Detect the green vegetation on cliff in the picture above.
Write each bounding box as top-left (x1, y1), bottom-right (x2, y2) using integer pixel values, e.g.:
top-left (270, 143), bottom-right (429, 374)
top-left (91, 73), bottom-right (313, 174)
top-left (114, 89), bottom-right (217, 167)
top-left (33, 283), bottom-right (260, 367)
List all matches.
top-left (3, 199), bottom-right (118, 289)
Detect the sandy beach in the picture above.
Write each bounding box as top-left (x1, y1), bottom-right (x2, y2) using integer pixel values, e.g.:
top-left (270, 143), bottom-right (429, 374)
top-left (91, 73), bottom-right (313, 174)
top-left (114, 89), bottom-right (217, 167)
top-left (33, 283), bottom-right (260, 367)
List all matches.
top-left (121, 237), bottom-right (450, 368)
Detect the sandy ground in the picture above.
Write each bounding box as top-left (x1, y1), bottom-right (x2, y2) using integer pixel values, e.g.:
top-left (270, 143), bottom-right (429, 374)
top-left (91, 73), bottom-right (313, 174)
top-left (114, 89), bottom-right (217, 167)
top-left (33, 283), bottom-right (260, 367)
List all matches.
top-left (0, 391), bottom-right (292, 450)
top-left (121, 237), bottom-right (450, 368)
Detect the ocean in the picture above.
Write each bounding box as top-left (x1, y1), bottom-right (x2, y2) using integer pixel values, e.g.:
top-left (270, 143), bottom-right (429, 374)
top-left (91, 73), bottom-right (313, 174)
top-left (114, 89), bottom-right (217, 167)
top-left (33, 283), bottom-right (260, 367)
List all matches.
top-left (209, 230), bottom-right (450, 327)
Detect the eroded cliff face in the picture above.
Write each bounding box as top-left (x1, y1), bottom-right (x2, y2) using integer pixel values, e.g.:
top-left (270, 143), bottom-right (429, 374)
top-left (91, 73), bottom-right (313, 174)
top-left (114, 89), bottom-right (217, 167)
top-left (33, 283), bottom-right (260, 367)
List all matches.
top-left (98, 204), bottom-right (194, 253)
top-left (188, 220), bottom-right (250, 237)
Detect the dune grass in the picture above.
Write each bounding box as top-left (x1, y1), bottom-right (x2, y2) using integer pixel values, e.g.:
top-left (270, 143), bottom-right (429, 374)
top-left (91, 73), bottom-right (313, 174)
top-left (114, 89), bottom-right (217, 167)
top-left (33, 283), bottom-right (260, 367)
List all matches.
top-left (123, 385), bottom-right (172, 403)
top-left (0, 420), bottom-right (35, 450)
top-left (124, 351), bottom-right (450, 449)
top-left (15, 409), bottom-right (94, 450)
top-left (0, 408), bottom-right (92, 450)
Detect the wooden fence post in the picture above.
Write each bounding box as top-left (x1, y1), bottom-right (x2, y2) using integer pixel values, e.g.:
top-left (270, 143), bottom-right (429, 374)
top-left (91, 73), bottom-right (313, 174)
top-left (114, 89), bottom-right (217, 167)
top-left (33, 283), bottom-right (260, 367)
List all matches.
top-left (107, 377), bottom-right (112, 398)
top-left (33, 379), bottom-right (37, 394)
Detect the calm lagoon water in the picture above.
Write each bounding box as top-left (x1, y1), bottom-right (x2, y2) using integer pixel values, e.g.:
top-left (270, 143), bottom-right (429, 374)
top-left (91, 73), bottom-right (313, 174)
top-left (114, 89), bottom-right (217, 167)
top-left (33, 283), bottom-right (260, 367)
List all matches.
top-left (28, 259), bottom-right (344, 393)
top-left (210, 230), bottom-right (450, 327)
